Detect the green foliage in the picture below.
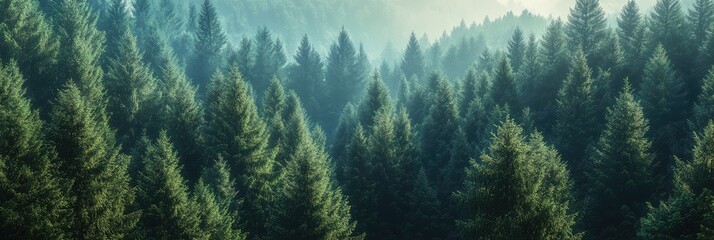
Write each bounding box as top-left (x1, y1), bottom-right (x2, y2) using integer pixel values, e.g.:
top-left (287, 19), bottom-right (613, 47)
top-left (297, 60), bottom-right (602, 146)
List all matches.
top-left (325, 28), bottom-right (368, 132)
top-left (535, 19), bottom-right (569, 129)
top-left (421, 74), bottom-right (460, 184)
top-left (507, 27), bottom-right (526, 72)
top-left (192, 178), bottom-right (247, 240)
top-left (105, 29), bottom-right (160, 150)
top-left (205, 65), bottom-right (276, 238)
top-left (555, 49), bottom-right (597, 185)
top-left (0, 62), bottom-right (69, 239)
top-left (190, 0), bottom-right (227, 94)
top-left (0, 0), bottom-right (59, 108)
top-left (101, 0), bottom-right (130, 68)
top-left (455, 118), bottom-right (579, 240)
top-left (48, 82), bottom-right (139, 239)
top-left (488, 55), bottom-right (519, 109)
top-left (585, 83), bottom-right (654, 240)
top-left (289, 35), bottom-right (325, 120)
top-left (134, 132), bottom-right (200, 239)
top-left (566, 0), bottom-right (607, 63)
top-left (649, 0), bottom-right (693, 96)
top-left (693, 68), bottom-right (714, 132)
top-left (689, 0), bottom-right (714, 47)
top-left (618, 0), bottom-right (647, 85)
top-left (158, 51), bottom-right (205, 184)
top-left (358, 73), bottom-right (393, 128)
top-left (401, 32), bottom-right (425, 80)
top-left (267, 98), bottom-right (362, 240)
top-left (250, 27), bottom-right (287, 97)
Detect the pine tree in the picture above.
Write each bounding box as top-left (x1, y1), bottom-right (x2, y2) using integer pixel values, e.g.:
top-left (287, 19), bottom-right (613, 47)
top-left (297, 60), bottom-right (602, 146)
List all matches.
top-left (267, 97), bottom-right (362, 240)
top-left (102, 0), bottom-right (130, 69)
top-left (192, 179), bottom-right (246, 240)
top-left (489, 56), bottom-right (519, 109)
top-left (555, 49), bottom-right (597, 186)
top-left (190, 0), bottom-right (227, 94)
top-left (639, 45), bottom-right (688, 187)
top-left (0, 62), bottom-right (69, 239)
top-left (326, 28), bottom-right (364, 131)
top-left (536, 19), bottom-right (569, 128)
top-left (459, 69), bottom-right (479, 115)
top-left (262, 79), bottom-right (288, 165)
top-left (158, 51), bottom-right (205, 184)
top-left (0, 0), bottom-right (59, 109)
top-left (507, 27), bottom-right (526, 72)
top-left (55, 0), bottom-right (107, 120)
top-left (566, 0), bottom-right (607, 63)
top-left (617, 0), bottom-right (646, 85)
top-left (251, 27), bottom-right (286, 97)
top-left (401, 32), bottom-right (425, 80)
top-left (455, 118), bottom-right (579, 239)
top-left (205, 65), bottom-right (276, 238)
top-left (201, 157), bottom-right (240, 219)
top-left (519, 34), bottom-right (542, 106)
top-left (639, 121), bottom-right (714, 239)
top-left (358, 73), bottom-right (393, 128)
top-left (692, 67), bottom-right (714, 132)
top-left (690, 0), bottom-right (714, 47)
top-left (105, 29), bottom-right (159, 150)
top-left (134, 132), bottom-right (200, 239)
top-left (342, 124), bottom-right (376, 235)
top-left (289, 35), bottom-right (325, 120)
top-left (234, 37), bottom-right (255, 82)
top-left (585, 83), bottom-right (654, 240)
top-left (48, 82), bottom-right (139, 239)
top-left (403, 169), bottom-right (447, 240)
top-left (421, 74), bottom-right (460, 186)
top-left (649, 0), bottom-right (693, 95)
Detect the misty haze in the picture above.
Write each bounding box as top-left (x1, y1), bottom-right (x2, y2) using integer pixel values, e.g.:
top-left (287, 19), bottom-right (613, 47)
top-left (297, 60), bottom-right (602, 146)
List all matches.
top-left (1, 0), bottom-right (714, 239)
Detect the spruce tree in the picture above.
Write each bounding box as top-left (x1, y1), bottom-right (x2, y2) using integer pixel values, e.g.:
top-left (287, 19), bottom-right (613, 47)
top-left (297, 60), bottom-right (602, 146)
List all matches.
top-left (201, 158), bottom-right (240, 219)
top-left (54, 0), bottom-right (107, 120)
top-left (488, 56), bottom-right (519, 109)
top-left (262, 78), bottom-right (288, 165)
top-left (158, 51), bottom-right (205, 184)
top-left (519, 34), bottom-right (542, 107)
top-left (0, 62), bottom-right (69, 239)
top-left (639, 45), bottom-right (688, 187)
top-left (692, 67), bottom-right (714, 132)
top-left (649, 0), bottom-right (693, 95)
top-left (555, 49), bottom-right (597, 186)
top-left (401, 32), bottom-right (425, 80)
top-left (585, 83), bottom-right (655, 240)
top-left (618, 0), bottom-right (646, 85)
top-left (342, 124), bottom-right (376, 235)
top-left (326, 28), bottom-right (364, 131)
top-left (267, 97), bottom-right (362, 240)
top-left (455, 118), bottom-right (578, 239)
top-left (421, 74), bottom-right (460, 186)
top-left (536, 19), bottom-right (569, 129)
top-left (358, 73), bottom-right (393, 128)
top-left (192, 179), bottom-right (246, 240)
top-left (134, 132), bottom-right (200, 239)
top-left (251, 27), bottom-right (286, 97)
top-left (507, 27), bottom-right (526, 72)
top-left (332, 103), bottom-right (358, 181)
top-left (101, 0), bottom-right (130, 69)
top-left (566, 0), bottom-right (607, 63)
top-left (105, 29), bottom-right (159, 150)
top-left (190, 0), bottom-right (227, 94)
top-left (289, 35), bottom-right (325, 120)
top-left (689, 0), bottom-right (714, 47)
top-left (639, 121), bottom-right (714, 239)
top-left (48, 82), bottom-right (139, 239)
top-left (0, 0), bottom-right (59, 109)
top-left (205, 65), bottom-right (276, 238)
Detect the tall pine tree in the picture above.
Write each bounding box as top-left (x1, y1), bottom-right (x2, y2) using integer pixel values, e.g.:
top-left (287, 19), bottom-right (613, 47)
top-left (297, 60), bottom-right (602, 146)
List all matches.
top-left (401, 32), bottom-right (425, 80)
top-left (190, 0), bottom-right (226, 94)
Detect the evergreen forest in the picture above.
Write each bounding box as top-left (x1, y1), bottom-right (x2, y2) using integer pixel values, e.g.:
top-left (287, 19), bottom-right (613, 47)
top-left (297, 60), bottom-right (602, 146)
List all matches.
top-left (4, 0), bottom-right (714, 239)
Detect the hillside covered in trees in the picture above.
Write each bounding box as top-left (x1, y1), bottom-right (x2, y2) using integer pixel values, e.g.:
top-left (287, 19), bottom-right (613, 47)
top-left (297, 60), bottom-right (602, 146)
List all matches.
top-left (3, 0), bottom-right (714, 239)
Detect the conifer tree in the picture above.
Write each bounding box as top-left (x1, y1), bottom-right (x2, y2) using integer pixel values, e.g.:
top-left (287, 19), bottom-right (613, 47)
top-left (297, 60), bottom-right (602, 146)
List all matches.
top-left (326, 28), bottom-right (364, 131)
top-left (262, 78), bottom-right (288, 165)
top-left (585, 83), bottom-right (654, 240)
top-left (692, 67), bottom-right (714, 132)
top-left (251, 27), bottom-right (286, 97)
top-left (102, 0), bottom-right (130, 69)
top-left (234, 37), bottom-right (255, 81)
top-left (649, 0), bottom-right (692, 94)
top-left (190, 0), bottom-right (227, 94)
top-left (48, 82), bottom-right (138, 239)
top-left (639, 45), bottom-right (688, 186)
top-left (566, 0), bottom-right (607, 63)
top-left (158, 51), bottom-right (205, 183)
top-left (489, 56), bottom-right (519, 109)
top-left (342, 124), bottom-right (376, 235)
top-left (358, 73), bottom-right (393, 128)
top-left (205, 65), bottom-right (276, 238)
top-left (536, 19), bottom-right (569, 128)
top-left (421, 74), bottom-right (459, 185)
top-left (518, 34), bottom-right (542, 105)
top-left (618, 0), bottom-right (646, 85)
top-left (0, 0), bottom-right (59, 108)
top-left (403, 169), bottom-right (447, 240)
top-left (332, 103), bottom-right (358, 180)
top-left (689, 0), bottom-right (714, 47)
top-left (639, 121), bottom-right (714, 239)
top-left (54, 0), bottom-right (107, 120)
top-left (201, 158), bottom-right (240, 219)
top-left (507, 27), bottom-right (526, 72)
top-left (459, 69), bottom-right (482, 115)
top-left (105, 29), bottom-right (159, 150)
top-left (192, 178), bottom-right (246, 240)
top-left (134, 132), bottom-right (200, 239)
top-left (401, 32), bottom-right (425, 80)
top-left (289, 35), bottom-right (325, 120)
top-left (267, 97), bottom-right (362, 240)
top-left (455, 118), bottom-right (578, 239)
top-left (555, 49), bottom-right (597, 186)
top-left (0, 62), bottom-right (69, 239)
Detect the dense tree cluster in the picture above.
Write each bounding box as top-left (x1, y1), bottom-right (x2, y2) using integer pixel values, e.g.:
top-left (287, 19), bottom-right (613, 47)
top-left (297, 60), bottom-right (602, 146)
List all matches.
top-left (3, 0), bottom-right (714, 239)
